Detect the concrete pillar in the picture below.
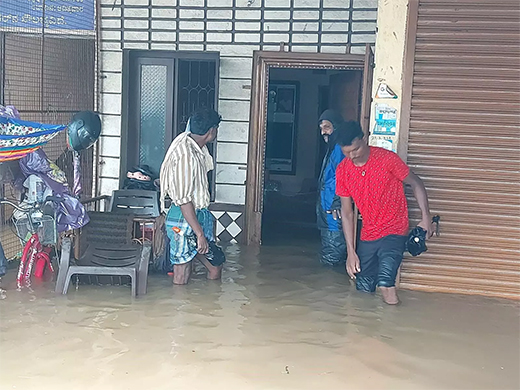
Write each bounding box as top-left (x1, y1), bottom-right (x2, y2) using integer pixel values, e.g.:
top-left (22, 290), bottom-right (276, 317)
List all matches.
top-left (370, 0), bottom-right (410, 155)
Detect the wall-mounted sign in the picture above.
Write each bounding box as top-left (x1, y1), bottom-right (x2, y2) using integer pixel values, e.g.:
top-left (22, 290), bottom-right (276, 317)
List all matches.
top-left (375, 83), bottom-right (398, 99)
top-left (1, 0), bottom-right (95, 31)
top-left (373, 103), bottom-right (397, 136)
top-left (369, 135), bottom-right (396, 153)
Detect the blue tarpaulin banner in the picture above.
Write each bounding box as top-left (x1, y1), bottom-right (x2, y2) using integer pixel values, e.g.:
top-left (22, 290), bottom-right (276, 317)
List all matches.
top-left (0, 0), bottom-right (95, 31)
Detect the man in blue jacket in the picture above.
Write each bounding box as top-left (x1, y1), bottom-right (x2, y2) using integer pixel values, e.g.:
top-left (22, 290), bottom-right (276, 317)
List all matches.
top-left (316, 109), bottom-right (346, 267)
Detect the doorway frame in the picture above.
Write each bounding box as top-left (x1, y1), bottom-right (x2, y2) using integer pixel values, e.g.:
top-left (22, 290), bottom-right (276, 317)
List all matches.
top-left (245, 49), bottom-right (371, 245)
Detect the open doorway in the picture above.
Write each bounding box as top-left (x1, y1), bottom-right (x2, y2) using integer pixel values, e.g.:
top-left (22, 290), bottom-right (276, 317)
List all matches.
top-left (261, 67), bottom-right (363, 245)
top-left (245, 49), bottom-right (373, 245)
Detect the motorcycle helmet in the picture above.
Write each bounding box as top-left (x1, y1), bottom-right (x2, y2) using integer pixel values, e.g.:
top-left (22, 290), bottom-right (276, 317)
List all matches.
top-left (67, 111), bottom-right (101, 151)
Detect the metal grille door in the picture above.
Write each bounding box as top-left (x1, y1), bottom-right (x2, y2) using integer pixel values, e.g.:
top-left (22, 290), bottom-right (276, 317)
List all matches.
top-left (402, 0), bottom-right (520, 299)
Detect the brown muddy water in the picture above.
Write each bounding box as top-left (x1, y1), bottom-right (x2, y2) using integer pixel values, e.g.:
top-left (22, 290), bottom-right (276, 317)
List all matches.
top-left (0, 242), bottom-right (519, 390)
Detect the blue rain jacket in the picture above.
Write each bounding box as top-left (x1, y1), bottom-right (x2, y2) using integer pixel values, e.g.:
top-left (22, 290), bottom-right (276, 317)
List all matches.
top-left (316, 143), bottom-right (345, 231)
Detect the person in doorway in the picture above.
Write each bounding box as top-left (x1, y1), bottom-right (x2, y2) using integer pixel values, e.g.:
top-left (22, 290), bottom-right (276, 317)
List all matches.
top-left (160, 108), bottom-right (226, 285)
top-left (316, 109), bottom-right (347, 267)
top-left (335, 121), bottom-right (433, 305)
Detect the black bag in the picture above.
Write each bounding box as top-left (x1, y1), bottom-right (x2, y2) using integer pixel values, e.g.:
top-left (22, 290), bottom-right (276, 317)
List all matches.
top-left (206, 242), bottom-right (226, 267)
top-left (406, 215), bottom-right (441, 256)
top-left (123, 178), bottom-right (157, 191)
top-left (406, 226), bottom-right (428, 256)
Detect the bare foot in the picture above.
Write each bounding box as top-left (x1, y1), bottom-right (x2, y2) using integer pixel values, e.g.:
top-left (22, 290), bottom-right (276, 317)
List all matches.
top-left (380, 286), bottom-right (399, 305)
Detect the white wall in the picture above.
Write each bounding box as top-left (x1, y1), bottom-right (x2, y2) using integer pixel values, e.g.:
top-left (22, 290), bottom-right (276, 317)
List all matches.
top-left (369, 0), bottom-right (409, 153)
top-left (98, 0), bottom-right (378, 204)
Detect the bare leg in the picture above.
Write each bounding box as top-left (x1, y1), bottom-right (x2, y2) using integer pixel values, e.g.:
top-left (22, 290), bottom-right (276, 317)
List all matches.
top-left (173, 261), bottom-right (192, 285)
top-left (196, 254), bottom-right (222, 280)
top-left (380, 286), bottom-right (399, 305)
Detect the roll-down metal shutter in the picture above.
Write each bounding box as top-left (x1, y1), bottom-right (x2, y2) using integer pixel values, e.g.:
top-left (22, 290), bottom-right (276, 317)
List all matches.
top-left (401, 0), bottom-right (520, 299)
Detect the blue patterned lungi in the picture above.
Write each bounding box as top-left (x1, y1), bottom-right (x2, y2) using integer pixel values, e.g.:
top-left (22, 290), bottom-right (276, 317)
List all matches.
top-left (165, 206), bottom-right (225, 266)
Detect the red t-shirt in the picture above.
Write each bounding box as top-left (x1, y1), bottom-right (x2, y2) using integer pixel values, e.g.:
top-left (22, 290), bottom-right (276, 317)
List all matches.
top-left (336, 146), bottom-right (410, 241)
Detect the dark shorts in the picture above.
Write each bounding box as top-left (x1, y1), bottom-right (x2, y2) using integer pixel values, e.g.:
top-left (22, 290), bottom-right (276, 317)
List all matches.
top-left (356, 234), bottom-right (407, 293)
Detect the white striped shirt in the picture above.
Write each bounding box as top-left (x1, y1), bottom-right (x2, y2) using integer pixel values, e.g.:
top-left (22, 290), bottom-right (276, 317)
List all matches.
top-left (160, 132), bottom-right (213, 211)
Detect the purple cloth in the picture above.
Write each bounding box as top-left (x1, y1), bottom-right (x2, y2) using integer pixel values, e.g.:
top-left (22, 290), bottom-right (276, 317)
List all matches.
top-left (0, 105), bottom-right (20, 119)
top-left (18, 149), bottom-right (89, 232)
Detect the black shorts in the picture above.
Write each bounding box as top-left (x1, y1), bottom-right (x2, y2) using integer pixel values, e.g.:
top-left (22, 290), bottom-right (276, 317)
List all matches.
top-left (355, 234), bottom-right (407, 293)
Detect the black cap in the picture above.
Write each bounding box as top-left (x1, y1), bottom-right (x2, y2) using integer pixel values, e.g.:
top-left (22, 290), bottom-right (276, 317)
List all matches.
top-left (318, 109), bottom-right (344, 130)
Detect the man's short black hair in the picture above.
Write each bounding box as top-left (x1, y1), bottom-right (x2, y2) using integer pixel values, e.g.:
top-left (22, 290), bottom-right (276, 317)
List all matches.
top-left (336, 121), bottom-right (364, 146)
top-left (189, 108), bottom-right (222, 135)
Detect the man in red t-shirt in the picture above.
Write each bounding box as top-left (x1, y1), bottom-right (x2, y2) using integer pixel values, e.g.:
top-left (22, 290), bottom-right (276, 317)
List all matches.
top-left (335, 121), bottom-right (433, 305)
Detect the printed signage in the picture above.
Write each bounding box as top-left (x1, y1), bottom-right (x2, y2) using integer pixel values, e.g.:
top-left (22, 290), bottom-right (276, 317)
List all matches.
top-left (1, 0), bottom-right (95, 31)
top-left (373, 103), bottom-right (397, 136)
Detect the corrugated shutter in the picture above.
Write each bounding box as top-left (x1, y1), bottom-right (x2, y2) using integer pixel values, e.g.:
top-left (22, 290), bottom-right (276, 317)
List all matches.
top-left (401, 0), bottom-right (520, 299)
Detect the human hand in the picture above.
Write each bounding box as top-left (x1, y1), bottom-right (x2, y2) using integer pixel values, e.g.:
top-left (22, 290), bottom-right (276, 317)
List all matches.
top-left (196, 233), bottom-right (209, 254)
top-left (327, 209), bottom-right (342, 221)
top-left (417, 217), bottom-right (434, 239)
top-left (346, 252), bottom-right (361, 279)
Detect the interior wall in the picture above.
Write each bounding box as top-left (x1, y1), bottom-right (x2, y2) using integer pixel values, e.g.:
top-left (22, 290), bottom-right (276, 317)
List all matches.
top-left (328, 71), bottom-right (362, 122)
top-left (267, 68), bottom-right (361, 196)
top-left (268, 68), bottom-right (328, 195)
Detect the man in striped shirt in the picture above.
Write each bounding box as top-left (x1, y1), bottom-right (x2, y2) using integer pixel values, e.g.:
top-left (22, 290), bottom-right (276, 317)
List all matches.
top-left (160, 109), bottom-right (225, 285)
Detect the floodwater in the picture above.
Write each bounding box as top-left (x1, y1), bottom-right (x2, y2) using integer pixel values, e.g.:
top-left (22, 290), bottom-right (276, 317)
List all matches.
top-left (0, 241), bottom-right (519, 390)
